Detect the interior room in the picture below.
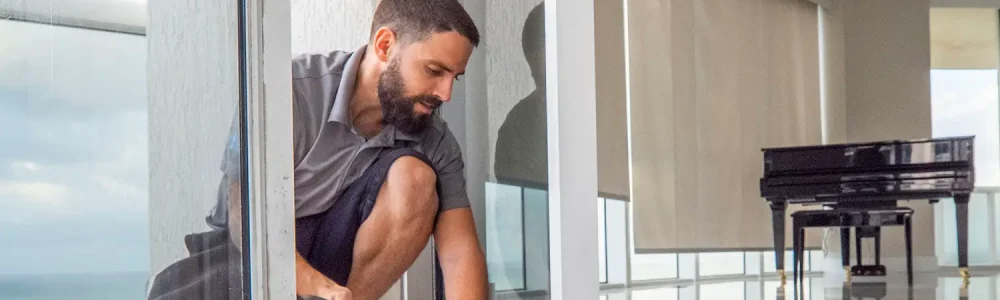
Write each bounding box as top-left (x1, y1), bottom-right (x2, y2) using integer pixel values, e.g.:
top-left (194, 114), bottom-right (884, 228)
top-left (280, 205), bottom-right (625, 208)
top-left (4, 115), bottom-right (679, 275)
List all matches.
top-left (2, 0), bottom-right (1000, 299)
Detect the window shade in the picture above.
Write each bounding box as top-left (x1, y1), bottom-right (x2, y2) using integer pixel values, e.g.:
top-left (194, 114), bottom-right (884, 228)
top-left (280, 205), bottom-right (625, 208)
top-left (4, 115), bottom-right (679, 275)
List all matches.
top-left (628, 0), bottom-right (823, 252)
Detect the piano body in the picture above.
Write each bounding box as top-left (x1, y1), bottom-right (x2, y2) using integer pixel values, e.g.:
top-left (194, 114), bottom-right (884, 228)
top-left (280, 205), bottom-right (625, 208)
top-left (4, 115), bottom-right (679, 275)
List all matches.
top-left (759, 136), bottom-right (975, 285)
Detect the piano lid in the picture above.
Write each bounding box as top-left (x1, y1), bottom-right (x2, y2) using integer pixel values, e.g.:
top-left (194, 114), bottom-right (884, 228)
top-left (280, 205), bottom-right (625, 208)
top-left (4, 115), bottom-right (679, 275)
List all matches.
top-left (761, 136), bottom-right (974, 175)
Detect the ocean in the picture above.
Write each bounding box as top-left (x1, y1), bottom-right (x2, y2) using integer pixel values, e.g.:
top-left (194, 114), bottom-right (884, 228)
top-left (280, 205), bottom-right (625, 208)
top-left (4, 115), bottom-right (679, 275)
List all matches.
top-left (0, 272), bottom-right (149, 300)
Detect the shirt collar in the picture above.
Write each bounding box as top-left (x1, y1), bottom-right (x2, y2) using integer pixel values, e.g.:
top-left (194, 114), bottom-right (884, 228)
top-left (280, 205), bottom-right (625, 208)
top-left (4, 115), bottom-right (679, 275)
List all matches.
top-left (328, 44), bottom-right (421, 143)
top-left (328, 44), bottom-right (367, 125)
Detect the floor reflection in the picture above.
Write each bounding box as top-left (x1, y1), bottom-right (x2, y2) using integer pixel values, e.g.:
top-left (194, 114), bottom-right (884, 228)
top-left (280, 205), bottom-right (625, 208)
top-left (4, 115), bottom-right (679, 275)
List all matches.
top-left (601, 271), bottom-right (1000, 300)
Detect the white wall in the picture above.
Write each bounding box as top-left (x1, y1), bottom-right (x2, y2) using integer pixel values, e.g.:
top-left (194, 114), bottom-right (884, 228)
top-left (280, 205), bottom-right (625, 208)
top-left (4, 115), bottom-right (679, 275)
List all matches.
top-left (291, 0), bottom-right (376, 56)
top-left (147, 0), bottom-right (239, 276)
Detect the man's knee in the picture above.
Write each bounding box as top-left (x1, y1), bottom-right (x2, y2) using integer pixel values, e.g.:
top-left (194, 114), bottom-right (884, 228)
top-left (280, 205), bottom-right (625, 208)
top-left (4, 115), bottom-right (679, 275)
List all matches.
top-left (382, 156), bottom-right (439, 219)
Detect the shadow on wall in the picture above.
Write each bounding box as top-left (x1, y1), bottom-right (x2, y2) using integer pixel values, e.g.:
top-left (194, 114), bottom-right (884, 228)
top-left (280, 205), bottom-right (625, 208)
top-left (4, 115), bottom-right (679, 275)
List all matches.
top-left (494, 3), bottom-right (547, 190)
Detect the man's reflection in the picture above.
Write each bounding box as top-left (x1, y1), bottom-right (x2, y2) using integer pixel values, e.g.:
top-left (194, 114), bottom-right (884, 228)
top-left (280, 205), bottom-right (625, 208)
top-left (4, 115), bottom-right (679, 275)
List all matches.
top-left (494, 3), bottom-right (546, 189)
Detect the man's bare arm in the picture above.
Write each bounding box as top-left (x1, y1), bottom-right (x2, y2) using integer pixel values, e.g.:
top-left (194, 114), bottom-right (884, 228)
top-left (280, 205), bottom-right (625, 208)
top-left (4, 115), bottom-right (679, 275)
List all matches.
top-left (434, 207), bottom-right (488, 299)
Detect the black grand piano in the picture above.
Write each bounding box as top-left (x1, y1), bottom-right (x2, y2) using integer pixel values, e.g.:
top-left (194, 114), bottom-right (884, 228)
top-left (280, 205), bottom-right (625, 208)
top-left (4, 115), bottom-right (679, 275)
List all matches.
top-left (760, 136), bottom-right (975, 286)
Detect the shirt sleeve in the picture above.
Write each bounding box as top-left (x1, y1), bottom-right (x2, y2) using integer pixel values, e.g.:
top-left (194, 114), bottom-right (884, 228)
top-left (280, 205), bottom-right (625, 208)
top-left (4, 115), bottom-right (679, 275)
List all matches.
top-left (433, 127), bottom-right (471, 212)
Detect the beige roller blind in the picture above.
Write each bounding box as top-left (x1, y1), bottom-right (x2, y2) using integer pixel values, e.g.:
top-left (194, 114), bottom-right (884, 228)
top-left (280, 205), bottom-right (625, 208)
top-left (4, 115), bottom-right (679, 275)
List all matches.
top-left (930, 8), bottom-right (999, 70)
top-left (596, 0), bottom-right (631, 200)
top-left (629, 0), bottom-right (823, 252)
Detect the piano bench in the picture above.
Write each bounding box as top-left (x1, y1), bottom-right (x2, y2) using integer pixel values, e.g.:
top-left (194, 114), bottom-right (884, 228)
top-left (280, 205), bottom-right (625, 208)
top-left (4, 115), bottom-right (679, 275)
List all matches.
top-left (789, 207), bottom-right (915, 286)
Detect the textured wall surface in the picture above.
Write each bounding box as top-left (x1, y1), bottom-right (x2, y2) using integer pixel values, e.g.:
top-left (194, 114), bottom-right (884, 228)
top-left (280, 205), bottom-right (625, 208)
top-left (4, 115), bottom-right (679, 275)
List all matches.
top-left (488, 0), bottom-right (546, 186)
top-left (291, 0), bottom-right (376, 55)
top-left (147, 0), bottom-right (239, 276)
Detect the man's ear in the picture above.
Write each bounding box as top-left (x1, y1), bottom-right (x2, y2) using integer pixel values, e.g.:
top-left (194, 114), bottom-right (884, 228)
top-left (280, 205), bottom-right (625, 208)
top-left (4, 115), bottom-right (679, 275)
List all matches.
top-left (372, 27), bottom-right (396, 63)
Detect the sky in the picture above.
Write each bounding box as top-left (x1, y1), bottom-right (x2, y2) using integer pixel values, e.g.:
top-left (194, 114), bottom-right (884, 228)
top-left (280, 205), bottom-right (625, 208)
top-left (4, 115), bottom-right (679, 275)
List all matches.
top-left (930, 69), bottom-right (1000, 186)
top-left (0, 19), bottom-right (150, 275)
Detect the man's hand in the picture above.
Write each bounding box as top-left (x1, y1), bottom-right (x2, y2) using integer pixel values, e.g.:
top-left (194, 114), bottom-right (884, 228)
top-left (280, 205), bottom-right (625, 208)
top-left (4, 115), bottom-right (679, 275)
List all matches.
top-left (434, 207), bottom-right (489, 299)
top-left (297, 252), bottom-right (353, 300)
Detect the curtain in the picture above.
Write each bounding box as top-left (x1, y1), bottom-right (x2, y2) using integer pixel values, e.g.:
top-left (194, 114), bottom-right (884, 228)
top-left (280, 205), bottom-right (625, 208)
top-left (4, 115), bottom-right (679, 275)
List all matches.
top-left (628, 0), bottom-right (823, 252)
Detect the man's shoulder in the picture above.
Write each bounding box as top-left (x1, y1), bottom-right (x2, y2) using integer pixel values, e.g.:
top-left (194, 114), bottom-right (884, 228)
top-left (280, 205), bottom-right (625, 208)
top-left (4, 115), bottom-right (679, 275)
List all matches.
top-left (419, 116), bottom-right (462, 156)
top-left (291, 50), bottom-right (355, 80)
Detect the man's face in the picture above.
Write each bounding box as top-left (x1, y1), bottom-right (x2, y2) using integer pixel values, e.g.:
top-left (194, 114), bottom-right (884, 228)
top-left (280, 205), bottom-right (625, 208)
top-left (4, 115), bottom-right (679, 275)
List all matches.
top-left (377, 30), bottom-right (473, 135)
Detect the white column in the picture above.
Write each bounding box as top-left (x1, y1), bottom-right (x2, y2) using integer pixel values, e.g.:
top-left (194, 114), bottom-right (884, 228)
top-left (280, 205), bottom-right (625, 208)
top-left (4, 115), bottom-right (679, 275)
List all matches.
top-left (545, 0), bottom-right (598, 298)
top-left (243, 0), bottom-right (295, 298)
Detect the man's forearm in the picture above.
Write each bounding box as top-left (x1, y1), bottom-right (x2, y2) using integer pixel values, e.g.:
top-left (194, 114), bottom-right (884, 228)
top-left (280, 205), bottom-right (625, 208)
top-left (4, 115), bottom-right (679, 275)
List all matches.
top-left (441, 247), bottom-right (488, 299)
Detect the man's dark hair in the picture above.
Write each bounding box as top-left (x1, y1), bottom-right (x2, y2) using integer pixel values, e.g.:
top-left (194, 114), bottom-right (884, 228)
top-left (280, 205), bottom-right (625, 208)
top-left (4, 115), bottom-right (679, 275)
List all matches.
top-left (369, 0), bottom-right (481, 47)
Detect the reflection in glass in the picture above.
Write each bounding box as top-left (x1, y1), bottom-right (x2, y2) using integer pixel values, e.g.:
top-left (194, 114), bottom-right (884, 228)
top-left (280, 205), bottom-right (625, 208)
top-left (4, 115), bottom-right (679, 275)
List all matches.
top-left (699, 282), bottom-right (744, 300)
top-left (483, 0), bottom-right (549, 297)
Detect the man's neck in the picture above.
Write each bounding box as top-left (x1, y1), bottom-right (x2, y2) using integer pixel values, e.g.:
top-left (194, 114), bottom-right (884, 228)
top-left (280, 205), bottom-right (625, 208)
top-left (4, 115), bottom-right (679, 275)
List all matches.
top-left (350, 48), bottom-right (384, 138)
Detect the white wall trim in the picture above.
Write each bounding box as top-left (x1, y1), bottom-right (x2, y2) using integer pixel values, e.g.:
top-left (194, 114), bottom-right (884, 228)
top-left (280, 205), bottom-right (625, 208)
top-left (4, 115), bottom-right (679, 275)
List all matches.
top-left (242, 0), bottom-right (295, 298)
top-left (545, 0), bottom-right (599, 298)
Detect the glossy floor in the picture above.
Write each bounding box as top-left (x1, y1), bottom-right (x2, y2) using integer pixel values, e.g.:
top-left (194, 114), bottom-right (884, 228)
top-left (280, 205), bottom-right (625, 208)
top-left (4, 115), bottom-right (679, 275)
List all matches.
top-left (600, 271), bottom-right (1000, 300)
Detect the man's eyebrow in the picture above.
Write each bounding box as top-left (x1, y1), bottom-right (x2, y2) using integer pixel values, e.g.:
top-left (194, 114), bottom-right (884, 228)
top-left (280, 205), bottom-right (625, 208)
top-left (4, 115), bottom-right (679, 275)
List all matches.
top-left (429, 60), bottom-right (461, 75)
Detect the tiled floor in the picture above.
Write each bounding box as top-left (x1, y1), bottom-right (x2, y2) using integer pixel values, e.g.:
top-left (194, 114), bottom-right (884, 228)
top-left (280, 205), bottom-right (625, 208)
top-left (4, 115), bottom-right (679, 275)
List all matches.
top-left (600, 270), bottom-right (1000, 300)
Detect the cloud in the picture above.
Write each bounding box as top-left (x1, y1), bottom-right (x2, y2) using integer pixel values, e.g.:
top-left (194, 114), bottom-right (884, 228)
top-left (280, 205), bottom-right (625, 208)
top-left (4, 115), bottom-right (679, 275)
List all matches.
top-left (0, 180), bottom-right (69, 206)
top-left (0, 20), bottom-right (151, 274)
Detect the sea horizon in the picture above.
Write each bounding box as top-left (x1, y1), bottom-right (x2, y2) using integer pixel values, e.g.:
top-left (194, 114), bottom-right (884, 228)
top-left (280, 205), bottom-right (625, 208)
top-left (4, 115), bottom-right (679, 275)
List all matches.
top-left (0, 271), bottom-right (149, 300)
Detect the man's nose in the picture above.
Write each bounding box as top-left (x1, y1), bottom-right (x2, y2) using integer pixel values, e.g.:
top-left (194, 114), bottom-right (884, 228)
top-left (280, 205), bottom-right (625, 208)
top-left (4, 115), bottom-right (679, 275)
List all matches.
top-left (433, 80), bottom-right (455, 102)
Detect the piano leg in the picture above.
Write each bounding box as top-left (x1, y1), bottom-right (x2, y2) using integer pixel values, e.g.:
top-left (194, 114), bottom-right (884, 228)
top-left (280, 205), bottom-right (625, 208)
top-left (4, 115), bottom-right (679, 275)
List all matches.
top-left (841, 228), bottom-right (851, 283)
top-left (855, 230), bottom-right (863, 267)
top-left (875, 227), bottom-right (881, 267)
top-left (905, 215), bottom-right (913, 286)
top-left (955, 194), bottom-right (971, 287)
top-left (770, 199), bottom-right (788, 285)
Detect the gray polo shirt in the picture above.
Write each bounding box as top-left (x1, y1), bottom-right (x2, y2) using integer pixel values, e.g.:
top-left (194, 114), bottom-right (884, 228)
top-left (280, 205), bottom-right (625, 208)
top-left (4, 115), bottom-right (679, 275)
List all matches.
top-left (206, 45), bottom-right (469, 229)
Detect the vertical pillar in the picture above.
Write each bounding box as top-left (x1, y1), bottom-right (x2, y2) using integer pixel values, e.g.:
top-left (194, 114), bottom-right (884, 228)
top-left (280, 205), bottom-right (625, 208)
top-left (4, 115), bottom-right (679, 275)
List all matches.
top-left (545, 0), bottom-right (599, 298)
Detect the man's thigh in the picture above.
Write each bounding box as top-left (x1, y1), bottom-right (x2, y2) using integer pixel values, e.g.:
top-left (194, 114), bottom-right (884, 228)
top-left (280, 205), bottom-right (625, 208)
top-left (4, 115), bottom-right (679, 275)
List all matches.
top-left (294, 147), bottom-right (436, 285)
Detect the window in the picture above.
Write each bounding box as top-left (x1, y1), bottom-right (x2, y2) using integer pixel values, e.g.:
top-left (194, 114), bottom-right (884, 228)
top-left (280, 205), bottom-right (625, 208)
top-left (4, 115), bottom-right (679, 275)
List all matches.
top-left (599, 198), bottom-right (608, 283)
top-left (485, 182), bottom-right (526, 290)
top-left (0, 2), bottom-right (255, 299)
top-left (698, 252), bottom-right (746, 277)
top-left (0, 19), bottom-right (154, 299)
top-left (930, 69), bottom-right (1000, 186)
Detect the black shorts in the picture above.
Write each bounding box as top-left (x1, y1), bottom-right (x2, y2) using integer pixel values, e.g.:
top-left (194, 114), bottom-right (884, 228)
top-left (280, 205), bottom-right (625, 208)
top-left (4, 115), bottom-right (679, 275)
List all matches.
top-left (294, 147), bottom-right (437, 286)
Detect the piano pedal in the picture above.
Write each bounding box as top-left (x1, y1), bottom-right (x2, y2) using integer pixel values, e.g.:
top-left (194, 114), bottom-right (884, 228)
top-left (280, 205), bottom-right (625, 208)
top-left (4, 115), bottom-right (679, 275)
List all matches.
top-left (778, 270), bottom-right (786, 286)
top-left (844, 266), bottom-right (852, 283)
top-left (849, 265), bottom-right (887, 282)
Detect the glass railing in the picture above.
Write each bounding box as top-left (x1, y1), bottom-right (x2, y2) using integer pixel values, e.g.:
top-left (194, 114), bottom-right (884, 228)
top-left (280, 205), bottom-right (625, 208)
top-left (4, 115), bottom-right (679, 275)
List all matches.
top-left (485, 182), bottom-right (827, 292)
top-left (934, 186), bottom-right (1000, 267)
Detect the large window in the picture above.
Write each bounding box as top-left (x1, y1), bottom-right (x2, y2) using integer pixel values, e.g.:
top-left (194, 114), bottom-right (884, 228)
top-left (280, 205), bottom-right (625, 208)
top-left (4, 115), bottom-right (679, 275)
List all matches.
top-left (0, 19), bottom-right (153, 299)
top-left (930, 69), bottom-right (1000, 186)
top-left (929, 8), bottom-right (1000, 268)
top-left (0, 1), bottom-right (257, 299)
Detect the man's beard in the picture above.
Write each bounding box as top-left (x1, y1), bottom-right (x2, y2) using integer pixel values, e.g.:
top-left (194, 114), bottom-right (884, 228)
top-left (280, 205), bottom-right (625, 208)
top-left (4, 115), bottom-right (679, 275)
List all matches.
top-left (377, 59), bottom-right (443, 136)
